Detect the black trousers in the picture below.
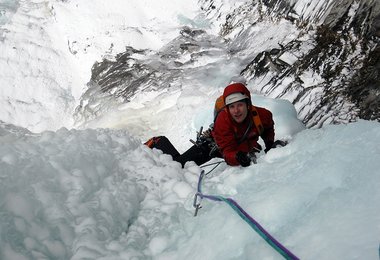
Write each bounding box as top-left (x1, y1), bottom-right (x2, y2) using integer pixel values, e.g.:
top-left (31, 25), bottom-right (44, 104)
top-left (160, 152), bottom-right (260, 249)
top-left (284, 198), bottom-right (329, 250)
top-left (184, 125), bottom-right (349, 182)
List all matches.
top-left (146, 136), bottom-right (220, 167)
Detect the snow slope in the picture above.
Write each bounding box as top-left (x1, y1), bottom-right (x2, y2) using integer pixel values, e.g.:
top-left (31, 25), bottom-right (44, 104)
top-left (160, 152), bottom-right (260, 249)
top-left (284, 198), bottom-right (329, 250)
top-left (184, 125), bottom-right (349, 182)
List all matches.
top-left (1, 104), bottom-right (379, 259)
top-left (1, 1), bottom-right (380, 259)
top-left (0, 0), bottom-right (200, 132)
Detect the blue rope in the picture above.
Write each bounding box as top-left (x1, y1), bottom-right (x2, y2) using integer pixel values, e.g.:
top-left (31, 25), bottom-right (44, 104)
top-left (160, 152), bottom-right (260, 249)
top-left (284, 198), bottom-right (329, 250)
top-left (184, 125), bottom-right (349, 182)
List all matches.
top-left (194, 170), bottom-right (299, 260)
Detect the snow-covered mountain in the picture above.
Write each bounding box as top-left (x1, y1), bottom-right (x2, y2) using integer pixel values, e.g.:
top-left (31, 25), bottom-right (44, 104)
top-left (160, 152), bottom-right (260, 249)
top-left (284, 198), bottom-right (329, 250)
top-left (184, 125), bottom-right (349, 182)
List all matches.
top-left (1, 0), bottom-right (380, 259)
top-left (1, 0), bottom-right (378, 132)
top-left (201, 0), bottom-right (380, 127)
top-left (76, 0), bottom-right (380, 129)
top-left (0, 0), bottom-right (200, 132)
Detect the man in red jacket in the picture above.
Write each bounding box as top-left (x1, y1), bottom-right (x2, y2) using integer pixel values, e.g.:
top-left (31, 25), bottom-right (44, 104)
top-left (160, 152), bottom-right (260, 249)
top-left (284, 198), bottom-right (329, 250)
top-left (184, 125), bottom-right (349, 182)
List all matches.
top-left (145, 82), bottom-right (275, 168)
top-left (212, 83), bottom-right (275, 167)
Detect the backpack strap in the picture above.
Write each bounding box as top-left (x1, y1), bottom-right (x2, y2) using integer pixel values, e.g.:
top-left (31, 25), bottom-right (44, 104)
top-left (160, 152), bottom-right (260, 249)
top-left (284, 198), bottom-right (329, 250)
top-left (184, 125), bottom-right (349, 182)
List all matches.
top-left (251, 106), bottom-right (264, 136)
top-left (236, 119), bottom-right (252, 144)
top-left (235, 107), bottom-right (264, 145)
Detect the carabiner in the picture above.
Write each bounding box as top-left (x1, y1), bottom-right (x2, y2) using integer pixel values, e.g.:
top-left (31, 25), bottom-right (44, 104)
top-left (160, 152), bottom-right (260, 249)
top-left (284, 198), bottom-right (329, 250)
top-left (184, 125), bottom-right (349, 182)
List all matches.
top-left (193, 192), bottom-right (203, 217)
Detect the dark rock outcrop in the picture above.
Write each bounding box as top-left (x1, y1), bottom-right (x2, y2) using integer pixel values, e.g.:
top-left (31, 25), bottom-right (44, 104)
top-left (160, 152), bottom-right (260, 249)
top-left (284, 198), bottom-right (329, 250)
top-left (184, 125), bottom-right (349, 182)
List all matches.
top-left (76, 0), bottom-right (379, 128)
top-left (201, 0), bottom-right (380, 127)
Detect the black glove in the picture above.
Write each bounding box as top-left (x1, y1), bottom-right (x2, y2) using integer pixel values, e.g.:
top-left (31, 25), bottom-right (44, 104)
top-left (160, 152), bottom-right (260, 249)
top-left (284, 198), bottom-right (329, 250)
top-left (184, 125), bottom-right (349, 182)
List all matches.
top-left (265, 140), bottom-right (289, 153)
top-left (236, 151), bottom-right (251, 167)
top-left (273, 140), bottom-right (288, 147)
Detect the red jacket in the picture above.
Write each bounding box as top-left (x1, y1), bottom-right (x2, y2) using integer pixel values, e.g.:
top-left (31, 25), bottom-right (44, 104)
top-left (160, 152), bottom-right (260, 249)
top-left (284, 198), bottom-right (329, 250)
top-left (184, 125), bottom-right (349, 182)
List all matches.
top-left (212, 83), bottom-right (275, 165)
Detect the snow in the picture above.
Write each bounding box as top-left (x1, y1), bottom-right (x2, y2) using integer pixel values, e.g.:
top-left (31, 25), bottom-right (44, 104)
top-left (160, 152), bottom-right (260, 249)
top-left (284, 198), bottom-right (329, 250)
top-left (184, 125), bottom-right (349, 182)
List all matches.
top-left (1, 0), bottom-right (380, 259)
top-left (0, 0), bottom-right (200, 132)
top-left (1, 103), bottom-right (380, 259)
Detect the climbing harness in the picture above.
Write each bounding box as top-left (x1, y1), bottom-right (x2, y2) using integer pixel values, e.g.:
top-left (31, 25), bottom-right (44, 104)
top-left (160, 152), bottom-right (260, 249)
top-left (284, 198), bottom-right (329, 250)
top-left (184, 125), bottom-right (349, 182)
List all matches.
top-left (193, 170), bottom-right (299, 260)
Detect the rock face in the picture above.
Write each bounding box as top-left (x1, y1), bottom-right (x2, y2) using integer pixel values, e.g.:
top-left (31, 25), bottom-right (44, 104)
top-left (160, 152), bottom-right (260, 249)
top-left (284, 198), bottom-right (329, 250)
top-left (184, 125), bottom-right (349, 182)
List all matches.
top-left (347, 45), bottom-right (379, 121)
top-left (200, 0), bottom-right (380, 127)
top-left (74, 28), bottom-right (228, 125)
top-left (78, 0), bottom-right (380, 128)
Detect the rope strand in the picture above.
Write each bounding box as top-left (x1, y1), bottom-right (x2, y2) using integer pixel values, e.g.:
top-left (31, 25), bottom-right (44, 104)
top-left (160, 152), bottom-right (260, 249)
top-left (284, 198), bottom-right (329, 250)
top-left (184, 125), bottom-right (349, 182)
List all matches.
top-left (194, 170), bottom-right (299, 260)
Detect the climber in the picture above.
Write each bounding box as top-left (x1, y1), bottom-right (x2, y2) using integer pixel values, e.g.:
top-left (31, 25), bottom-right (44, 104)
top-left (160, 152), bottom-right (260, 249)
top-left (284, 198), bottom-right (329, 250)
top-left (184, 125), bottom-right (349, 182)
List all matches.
top-left (145, 82), bottom-right (277, 167)
top-left (212, 82), bottom-right (275, 167)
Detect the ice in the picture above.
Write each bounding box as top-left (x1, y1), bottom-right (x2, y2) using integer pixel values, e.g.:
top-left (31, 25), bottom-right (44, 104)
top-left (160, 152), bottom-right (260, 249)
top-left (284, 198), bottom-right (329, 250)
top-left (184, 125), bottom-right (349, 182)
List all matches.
top-left (3, 109), bottom-right (379, 259)
top-left (1, 0), bottom-right (380, 259)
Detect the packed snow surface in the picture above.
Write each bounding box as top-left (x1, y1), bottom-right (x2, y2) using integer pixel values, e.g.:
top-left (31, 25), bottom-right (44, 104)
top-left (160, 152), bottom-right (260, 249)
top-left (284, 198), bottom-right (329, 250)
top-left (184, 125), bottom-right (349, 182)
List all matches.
top-left (1, 101), bottom-right (380, 259)
top-left (1, 0), bottom-right (380, 259)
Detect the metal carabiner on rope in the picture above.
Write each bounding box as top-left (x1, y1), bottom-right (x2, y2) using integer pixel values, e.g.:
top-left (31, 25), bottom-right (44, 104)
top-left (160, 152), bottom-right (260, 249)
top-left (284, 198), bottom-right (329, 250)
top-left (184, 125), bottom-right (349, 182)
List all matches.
top-left (193, 192), bottom-right (202, 216)
top-left (193, 170), bottom-right (206, 217)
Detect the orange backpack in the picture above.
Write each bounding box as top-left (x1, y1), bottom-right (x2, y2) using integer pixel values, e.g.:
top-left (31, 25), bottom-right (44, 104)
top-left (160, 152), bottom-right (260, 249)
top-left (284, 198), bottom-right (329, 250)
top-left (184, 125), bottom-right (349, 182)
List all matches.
top-left (213, 95), bottom-right (264, 135)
